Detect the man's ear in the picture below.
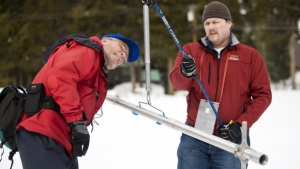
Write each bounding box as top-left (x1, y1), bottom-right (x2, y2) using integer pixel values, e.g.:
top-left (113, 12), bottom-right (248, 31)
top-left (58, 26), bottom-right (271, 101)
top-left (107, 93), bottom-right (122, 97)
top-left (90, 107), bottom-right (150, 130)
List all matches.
top-left (101, 37), bottom-right (109, 44)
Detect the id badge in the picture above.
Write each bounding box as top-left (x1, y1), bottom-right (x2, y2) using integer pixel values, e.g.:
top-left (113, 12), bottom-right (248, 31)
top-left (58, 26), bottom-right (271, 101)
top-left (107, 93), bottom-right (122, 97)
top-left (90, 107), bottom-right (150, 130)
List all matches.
top-left (195, 99), bottom-right (219, 134)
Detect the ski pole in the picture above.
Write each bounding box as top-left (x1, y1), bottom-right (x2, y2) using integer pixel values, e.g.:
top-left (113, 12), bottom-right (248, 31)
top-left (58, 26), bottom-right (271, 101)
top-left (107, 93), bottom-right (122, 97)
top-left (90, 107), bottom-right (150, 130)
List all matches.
top-left (142, 0), bottom-right (224, 127)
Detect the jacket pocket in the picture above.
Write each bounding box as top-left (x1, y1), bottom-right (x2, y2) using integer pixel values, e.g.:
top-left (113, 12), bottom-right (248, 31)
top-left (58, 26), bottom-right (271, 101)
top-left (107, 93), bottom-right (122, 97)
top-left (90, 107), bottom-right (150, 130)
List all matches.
top-left (208, 62), bottom-right (211, 84)
top-left (77, 84), bottom-right (96, 120)
top-left (242, 95), bottom-right (251, 112)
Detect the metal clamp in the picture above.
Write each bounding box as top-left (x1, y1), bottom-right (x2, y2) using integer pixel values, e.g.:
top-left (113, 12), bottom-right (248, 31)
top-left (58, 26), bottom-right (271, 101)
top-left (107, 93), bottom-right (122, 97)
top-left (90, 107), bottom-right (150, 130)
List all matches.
top-left (141, 0), bottom-right (154, 8)
top-left (234, 121), bottom-right (249, 168)
top-left (234, 121), bottom-right (268, 169)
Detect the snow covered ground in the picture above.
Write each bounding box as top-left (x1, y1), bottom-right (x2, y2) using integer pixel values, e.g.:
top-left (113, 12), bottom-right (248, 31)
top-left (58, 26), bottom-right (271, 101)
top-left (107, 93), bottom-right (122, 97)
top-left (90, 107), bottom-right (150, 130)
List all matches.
top-left (1, 81), bottom-right (300, 169)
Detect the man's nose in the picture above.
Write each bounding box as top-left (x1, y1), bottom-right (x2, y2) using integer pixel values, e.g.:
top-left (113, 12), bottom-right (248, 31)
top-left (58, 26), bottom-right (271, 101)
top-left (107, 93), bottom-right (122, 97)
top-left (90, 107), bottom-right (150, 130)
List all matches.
top-left (208, 24), bottom-right (215, 30)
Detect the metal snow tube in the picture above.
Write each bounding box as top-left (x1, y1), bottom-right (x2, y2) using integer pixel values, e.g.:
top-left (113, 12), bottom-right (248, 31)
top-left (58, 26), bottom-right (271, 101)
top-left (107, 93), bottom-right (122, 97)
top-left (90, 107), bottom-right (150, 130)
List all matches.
top-left (143, 4), bottom-right (151, 92)
top-left (106, 95), bottom-right (268, 166)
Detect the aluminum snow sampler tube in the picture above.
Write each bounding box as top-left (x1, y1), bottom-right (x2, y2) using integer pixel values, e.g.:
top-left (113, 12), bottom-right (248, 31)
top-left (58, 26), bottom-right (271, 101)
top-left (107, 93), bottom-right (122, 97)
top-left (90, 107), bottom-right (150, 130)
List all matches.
top-left (106, 95), bottom-right (268, 166)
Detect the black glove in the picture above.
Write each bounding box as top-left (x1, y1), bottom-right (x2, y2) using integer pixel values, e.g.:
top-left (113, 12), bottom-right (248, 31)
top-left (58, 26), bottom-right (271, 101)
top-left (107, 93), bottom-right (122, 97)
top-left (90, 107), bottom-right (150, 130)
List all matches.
top-left (180, 55), bottom-right (196, 78)
top-left (218, 122), bottom-right (241, 143)
top-left (69, 120), bottom-right (90, 156)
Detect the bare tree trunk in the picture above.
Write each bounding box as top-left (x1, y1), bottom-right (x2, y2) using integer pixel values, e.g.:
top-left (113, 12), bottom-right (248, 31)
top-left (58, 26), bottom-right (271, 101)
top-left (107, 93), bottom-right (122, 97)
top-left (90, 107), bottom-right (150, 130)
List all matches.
top-left (289, 33), bottom-right (296, 90)
top-left (13, 76), bottom-right (17, 86)
top-left (192, 5), bottom-right (198, 42)
top-left (17, 69), bottom-right (23, 87)
top-left (131, 63), bottom-right (136, 93)
top-left (27, 73), bottom-right (33, 87)
top-left (168, 57), bottom-right (174, 95)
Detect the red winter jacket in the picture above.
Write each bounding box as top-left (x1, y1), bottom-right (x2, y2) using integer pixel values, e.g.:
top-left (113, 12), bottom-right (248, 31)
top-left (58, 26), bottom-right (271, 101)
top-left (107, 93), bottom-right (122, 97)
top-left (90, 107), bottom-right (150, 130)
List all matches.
top-left (17, 36), bottom-right (107, 156)
top-left (170, 34), bottom-right (272, 134)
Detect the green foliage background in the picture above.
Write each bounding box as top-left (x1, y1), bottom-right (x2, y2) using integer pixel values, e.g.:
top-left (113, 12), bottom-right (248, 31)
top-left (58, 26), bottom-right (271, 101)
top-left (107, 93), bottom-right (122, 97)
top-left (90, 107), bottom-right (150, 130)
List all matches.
top-left (0, 0), bottom-right (299, 87)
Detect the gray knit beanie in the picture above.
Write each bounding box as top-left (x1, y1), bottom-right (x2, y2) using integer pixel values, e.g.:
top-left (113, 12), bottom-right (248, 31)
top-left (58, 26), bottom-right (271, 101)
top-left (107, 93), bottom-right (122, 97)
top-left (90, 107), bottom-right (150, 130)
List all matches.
top-left (202, 1), bottom-right (232, 23)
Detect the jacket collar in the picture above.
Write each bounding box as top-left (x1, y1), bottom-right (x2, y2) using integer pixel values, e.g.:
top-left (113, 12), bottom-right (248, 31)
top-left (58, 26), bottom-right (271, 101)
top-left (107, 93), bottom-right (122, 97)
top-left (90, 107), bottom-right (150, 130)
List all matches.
top-left (200, 33), bottom-right (239, 48)
top-left (198, 33), bottom-right (239, 59)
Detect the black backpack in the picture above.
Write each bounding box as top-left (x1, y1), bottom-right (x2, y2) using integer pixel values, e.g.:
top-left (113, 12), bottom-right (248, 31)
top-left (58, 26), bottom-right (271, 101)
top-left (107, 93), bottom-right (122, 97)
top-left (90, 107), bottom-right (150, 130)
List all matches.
top-left (0, 85), bottom-right (26, 168)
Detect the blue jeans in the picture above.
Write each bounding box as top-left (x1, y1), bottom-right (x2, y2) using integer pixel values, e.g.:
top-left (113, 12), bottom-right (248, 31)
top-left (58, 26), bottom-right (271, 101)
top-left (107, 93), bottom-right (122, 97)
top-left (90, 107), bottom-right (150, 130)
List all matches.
top-left (177, 126), bottom-right (250, 169)
top-left (16, 128), bottom-right (78, 169)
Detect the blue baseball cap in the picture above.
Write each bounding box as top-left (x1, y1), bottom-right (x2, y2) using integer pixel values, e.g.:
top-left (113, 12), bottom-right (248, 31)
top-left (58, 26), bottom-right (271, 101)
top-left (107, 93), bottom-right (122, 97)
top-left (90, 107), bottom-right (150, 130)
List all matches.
top-left (101, 33), bottom-right (140, 62)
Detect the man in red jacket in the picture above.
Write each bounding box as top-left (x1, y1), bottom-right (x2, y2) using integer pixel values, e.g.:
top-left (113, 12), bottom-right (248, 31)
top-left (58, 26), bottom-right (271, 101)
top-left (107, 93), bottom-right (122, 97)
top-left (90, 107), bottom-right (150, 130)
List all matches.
top-left (16, 33), bottom-right (140, 169)
top-left (170, 1), bottom-right (271, 169)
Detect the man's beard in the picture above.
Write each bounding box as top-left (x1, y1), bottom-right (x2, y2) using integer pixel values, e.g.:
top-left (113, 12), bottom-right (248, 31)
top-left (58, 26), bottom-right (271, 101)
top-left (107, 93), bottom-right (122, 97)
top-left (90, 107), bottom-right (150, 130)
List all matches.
top-left (106, 53), bottom-right (118, 70)
top-left (106, 63), bottom-right (117, 70)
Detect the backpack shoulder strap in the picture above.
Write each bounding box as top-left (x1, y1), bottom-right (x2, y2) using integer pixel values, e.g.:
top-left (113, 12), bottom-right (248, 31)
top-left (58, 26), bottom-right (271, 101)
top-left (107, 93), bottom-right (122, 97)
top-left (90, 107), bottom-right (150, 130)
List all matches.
top-left (72, 36), bottom-right (100, 52)
top-left (42, 34), bottom-right (100, 64)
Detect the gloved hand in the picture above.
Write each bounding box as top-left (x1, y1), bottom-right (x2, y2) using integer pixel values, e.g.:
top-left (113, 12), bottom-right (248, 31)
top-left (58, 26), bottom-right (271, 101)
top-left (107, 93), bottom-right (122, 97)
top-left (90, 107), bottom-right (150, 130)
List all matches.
top-left (218, 122), bottom-right (241, 143)
top-left (69, 120), bottom-right (90, 156)
top-left (180, 55), bottom-right (196, 78)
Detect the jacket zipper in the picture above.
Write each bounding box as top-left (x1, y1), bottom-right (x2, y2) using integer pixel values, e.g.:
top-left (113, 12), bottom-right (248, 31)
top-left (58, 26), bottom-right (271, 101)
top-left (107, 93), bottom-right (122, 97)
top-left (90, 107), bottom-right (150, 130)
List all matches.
top-left (214, 61), bottom-right (220, 101)
top-left (208, 62), bottom-right (211, 84)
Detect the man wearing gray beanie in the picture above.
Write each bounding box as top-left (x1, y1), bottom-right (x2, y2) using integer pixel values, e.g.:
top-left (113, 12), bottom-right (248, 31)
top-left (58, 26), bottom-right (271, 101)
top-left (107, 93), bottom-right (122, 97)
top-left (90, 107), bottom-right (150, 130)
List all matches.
top-left (170, 1), bottom-right (271, 169)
